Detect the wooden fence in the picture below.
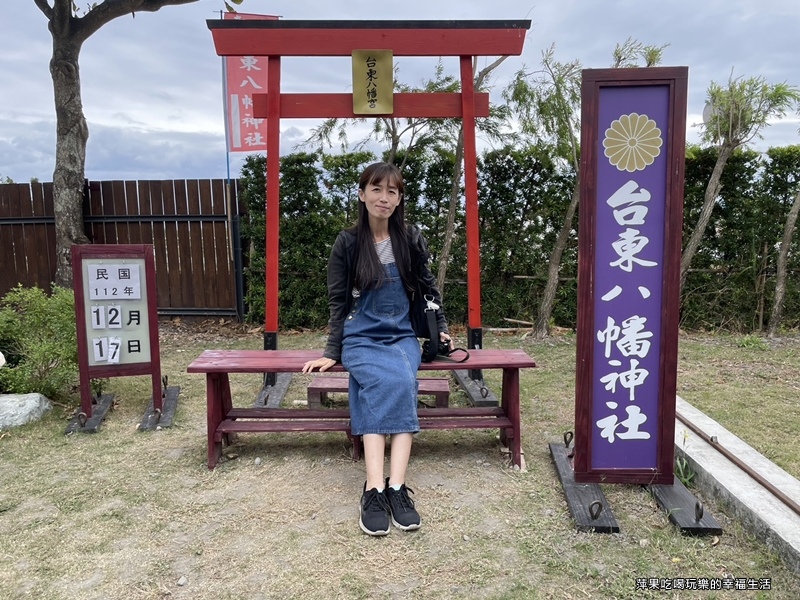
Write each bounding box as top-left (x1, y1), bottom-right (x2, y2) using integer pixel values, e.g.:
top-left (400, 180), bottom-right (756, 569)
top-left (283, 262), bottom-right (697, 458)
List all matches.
top-left (0, 179), bottom-right (245, 318)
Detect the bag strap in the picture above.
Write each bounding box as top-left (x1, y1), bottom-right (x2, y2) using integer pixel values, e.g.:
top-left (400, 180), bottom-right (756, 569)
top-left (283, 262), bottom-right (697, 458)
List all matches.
top-left (439, 347), bottom-right (470, 363)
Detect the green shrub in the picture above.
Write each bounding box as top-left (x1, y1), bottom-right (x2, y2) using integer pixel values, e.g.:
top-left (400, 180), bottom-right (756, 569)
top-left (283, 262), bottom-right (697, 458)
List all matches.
top-left (0, 285), bottom-right (78, 401)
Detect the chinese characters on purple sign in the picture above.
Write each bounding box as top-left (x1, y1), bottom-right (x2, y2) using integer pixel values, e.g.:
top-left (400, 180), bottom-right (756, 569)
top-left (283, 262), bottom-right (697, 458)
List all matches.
top-left (592, 86), bottom-right (669, 470)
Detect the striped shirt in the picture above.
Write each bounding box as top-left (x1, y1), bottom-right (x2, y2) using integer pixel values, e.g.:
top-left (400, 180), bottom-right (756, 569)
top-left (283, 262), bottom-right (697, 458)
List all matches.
top-left (375, 237), bottom-right (395, 264)
top-left (351, 237), bottom-right (396, 298)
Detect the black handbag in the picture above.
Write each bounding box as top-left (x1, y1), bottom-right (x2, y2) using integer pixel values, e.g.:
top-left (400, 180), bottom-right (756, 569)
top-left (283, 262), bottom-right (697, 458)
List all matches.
top-left (415, 294), bottom-right (469, 363)
top-left (417, 295), bottom-right (441, 362)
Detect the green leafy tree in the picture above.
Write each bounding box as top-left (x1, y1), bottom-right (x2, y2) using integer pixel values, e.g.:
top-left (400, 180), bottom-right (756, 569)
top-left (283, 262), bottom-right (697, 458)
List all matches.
top-left (506, 41), bottom-right (666, 337)
top-left (279, 153), bottom-right (346, 328)
top-left (435, 56), bottom-right (511, 296)
top-left (238, 154), bottom-right (267, 321)
top-left (681, 145), bottom-right (768, 330)
top-left (680, 73), bottom-right (800, 289)
top-left (240, 152), bottom-right (350, 327)
top-left (320, 151), bottom-right (376, 224)
top-left (397, 146), bottom-right (464, 286)
top-left (611, 38), bottom-right (669, 68)
top-left (477, 144), bottom-right (576, 326)
top-left (504, 46), bottom-right (582, 337)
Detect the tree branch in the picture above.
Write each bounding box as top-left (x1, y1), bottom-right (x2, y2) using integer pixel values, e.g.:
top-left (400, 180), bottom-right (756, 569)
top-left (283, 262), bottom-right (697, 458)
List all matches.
top-left (77, 0), bottom-right (200, 41)
top-left (475, 55), bottom-right (508, 90)
top-left (33, 0), bottom-right (53, 20)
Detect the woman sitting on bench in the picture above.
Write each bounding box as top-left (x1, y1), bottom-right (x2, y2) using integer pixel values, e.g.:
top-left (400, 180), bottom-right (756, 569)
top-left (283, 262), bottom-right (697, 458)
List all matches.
top-left (302, 161), bottom-right (453, 536)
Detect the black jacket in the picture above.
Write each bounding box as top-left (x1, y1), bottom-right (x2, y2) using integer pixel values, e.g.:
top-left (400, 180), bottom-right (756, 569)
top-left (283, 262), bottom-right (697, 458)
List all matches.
top-left (322, 225), bottom-right (449, 361)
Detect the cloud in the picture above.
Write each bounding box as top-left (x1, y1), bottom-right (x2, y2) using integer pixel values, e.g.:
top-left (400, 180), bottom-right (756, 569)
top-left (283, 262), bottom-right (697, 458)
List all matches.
top-left (0, 118), bottom-right (56, 182)
top-left (2, 0), bottom-right (798, 183)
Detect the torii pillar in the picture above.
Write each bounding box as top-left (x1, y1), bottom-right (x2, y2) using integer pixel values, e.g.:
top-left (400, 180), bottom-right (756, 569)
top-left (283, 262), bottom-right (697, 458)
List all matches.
top-left (208, 19), bottom-right (530, 386)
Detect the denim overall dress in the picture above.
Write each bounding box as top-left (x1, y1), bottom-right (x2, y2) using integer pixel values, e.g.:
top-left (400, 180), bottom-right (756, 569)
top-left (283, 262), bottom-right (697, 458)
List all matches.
top-left (341, 261), bottom-right (421, 436)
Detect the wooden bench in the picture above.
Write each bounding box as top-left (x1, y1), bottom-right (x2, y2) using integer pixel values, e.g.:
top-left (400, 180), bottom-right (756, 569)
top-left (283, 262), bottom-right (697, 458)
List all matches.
top-left (307, 375), bottom-right (451, 409)
top-left (187, 349), bottom-right (536, 469)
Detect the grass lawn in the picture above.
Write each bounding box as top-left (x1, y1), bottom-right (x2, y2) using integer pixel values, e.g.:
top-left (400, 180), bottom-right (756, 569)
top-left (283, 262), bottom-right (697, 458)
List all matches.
top-left (0, 322), bottom-right (797, 599)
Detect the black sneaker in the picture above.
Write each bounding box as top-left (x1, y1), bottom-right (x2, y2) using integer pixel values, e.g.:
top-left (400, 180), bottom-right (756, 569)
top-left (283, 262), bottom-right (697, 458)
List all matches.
top-left (359, 483), bottom-right (390, 536)
top-left (385, 478), bottom-right (421, 531)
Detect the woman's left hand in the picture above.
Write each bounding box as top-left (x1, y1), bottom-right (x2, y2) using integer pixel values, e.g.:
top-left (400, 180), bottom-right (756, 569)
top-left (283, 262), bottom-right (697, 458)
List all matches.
top-left (302, 357), bottom-right (337, 373)
top-left (439, 331), bottom-right (454, 351)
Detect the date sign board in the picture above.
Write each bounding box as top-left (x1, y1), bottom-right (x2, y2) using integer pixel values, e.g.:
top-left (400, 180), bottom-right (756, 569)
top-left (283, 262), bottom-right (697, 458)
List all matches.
top-left (72, 245), bottom-right (162, 420)
top-left (84, 260), bottom-right (150, 365)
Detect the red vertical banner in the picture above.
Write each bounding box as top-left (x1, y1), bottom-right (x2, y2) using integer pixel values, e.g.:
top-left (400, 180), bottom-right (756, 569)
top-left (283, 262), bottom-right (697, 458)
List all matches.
top-left (223, 12), bottom-right (279, 152)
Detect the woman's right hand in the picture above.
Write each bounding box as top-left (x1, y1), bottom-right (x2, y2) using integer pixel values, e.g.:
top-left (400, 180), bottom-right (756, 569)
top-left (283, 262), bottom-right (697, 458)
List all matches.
top-left (301, 357), bottom-right (337, 374)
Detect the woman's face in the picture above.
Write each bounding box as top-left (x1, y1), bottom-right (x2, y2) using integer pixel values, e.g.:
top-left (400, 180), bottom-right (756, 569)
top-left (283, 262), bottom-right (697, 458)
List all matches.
top-left (358, 177), bottom-right (402, 223)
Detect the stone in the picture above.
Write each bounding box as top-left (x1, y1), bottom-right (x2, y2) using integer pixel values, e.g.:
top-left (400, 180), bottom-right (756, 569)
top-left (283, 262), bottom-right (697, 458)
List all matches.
top-left (0, 393), bottom-right (52, 430)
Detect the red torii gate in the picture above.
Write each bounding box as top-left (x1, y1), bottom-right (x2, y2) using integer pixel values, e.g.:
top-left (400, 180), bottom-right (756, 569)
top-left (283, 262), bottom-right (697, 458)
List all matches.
top-left (208, 19), bottom-right (530, 379)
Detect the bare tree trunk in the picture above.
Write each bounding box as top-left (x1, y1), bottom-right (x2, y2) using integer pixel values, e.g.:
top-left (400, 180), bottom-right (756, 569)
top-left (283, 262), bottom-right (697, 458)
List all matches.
top-left (50, 26), bottom-right (90, 287)
top-left (768, 188), bottom-right (800, 337)
top-left (756, 242), bottom-right (768, 332)
top-left (534, 180), bottom-right (580, 338)
top-left (34, 0), bottom-right (204, 288)
top-left (436, 129), bottom-right (465, 295)
top-left (679, 142), bottom-right (734, 291)
top-left (435, 56), bottom-right (506, 298)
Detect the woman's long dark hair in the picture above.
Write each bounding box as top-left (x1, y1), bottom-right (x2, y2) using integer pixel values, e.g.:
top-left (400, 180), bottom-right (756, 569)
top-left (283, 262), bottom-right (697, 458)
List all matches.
top-left (350, 162), bottom-right (413, 291)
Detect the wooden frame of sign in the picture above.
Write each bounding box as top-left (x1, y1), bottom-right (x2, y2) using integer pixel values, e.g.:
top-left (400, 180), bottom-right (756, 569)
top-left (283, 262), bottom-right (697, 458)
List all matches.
top-left (574, 67), bottom-right (688, 485)
top-left (72, 244), bottom-right (162, 429)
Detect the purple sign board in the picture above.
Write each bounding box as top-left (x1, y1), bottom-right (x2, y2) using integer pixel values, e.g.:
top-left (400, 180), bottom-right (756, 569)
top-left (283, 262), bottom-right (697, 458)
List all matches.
top-left (574, 68), bottom-right (688, 484)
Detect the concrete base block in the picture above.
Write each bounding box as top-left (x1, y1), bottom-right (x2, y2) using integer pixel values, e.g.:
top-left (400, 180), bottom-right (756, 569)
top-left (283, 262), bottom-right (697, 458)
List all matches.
top-left (676, 395), bottom-right (800, 576)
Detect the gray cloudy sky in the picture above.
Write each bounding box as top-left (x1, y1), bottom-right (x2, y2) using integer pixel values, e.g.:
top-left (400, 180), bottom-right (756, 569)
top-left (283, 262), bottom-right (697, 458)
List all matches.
top-left (2, 0), bottom-right (798, 182)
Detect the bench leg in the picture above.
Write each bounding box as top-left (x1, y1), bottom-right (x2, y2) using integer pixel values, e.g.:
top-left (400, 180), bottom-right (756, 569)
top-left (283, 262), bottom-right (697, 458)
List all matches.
top-left (434, 391), bottom-right (449, 408)
top-left (307, 391), bottom-right (322, 409)
top-left (501, 368), bottom-right (522, 468)
top-left (347, 428), bottom-right (362, 461)
top-left (220, 374), bottom-right (236, 447)
top-left (307, 391), bottom-right (331, 409)
top-left (207, 373), bottom-right (227, 469)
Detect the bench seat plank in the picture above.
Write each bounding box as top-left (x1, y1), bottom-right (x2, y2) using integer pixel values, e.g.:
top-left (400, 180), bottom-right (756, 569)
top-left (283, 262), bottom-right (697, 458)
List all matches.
top-left (218, 419), bottom-right (352, 433)
top-left (217, 417), bottom-right (512, 435)
top-left (188, 348), bottom-right (536, 373)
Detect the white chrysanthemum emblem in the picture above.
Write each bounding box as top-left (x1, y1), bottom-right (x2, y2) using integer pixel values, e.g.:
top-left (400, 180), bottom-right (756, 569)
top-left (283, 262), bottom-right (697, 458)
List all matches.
top-left (603, 113), bottom-right (663, 172)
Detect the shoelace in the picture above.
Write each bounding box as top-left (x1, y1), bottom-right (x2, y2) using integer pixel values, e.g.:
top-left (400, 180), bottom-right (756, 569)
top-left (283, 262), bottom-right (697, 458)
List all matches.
top-left (363, 489), bottom-right (390, 513)
top-left (391, 485), bottom-right (416, 511)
